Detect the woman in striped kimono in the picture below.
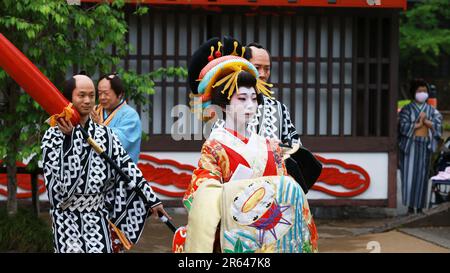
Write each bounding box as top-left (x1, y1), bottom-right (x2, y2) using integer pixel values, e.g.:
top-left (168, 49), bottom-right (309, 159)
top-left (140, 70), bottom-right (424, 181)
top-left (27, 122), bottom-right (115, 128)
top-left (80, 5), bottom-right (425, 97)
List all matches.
top-left (398, 79), bottom-right (443, 214)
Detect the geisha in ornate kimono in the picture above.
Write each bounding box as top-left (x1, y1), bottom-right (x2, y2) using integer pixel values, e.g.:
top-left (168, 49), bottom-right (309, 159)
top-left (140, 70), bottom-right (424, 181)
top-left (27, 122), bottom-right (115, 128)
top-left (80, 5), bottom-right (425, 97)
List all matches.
top-left (173, 37), bottom-right (318, 253)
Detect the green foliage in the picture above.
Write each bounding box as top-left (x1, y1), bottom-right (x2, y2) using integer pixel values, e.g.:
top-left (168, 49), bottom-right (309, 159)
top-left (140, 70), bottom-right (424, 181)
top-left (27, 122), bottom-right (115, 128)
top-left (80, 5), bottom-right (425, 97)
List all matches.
top-left (134, 6), bottom-right (149, 16)
top-left (397, 99), bottom-right (411, 109)
top-left (142, 132), bottom-right (150, 142)
top-left (443, 122), bottom-right (450, 132)
top-left (119, 66), bottom-right (188, 105)
top-left (0, 0), bottom-right (187, 213)
top-left (0, 208), bottom-right (53, 252)
top-left (0, 0), bottom-right (186, 169)
top-left (400, 0), bottom-right (450, 72)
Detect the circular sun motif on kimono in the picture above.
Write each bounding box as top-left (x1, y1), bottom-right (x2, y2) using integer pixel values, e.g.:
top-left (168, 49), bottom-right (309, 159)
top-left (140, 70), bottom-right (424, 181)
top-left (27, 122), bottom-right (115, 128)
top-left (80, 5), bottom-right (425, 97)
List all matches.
top-left (231, 179), bottom-right (293, 245)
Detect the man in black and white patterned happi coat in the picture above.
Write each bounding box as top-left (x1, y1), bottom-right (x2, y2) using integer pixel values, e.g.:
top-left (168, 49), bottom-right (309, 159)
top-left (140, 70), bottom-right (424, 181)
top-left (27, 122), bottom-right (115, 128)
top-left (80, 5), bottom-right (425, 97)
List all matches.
top-left (241, 44), bottom-right (315, 193)
top-left (245, 43), bottom-right (301, 151)
top-left (41, 74), bottom-right (170, 253)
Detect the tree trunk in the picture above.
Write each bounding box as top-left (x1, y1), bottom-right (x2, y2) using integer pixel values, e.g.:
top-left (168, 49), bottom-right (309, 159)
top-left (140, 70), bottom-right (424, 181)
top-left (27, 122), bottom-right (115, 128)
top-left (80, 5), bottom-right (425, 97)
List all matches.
top-left (5, 85), bottom-right (19, 216)
top-left (6, 160), bottom-right (17, 215)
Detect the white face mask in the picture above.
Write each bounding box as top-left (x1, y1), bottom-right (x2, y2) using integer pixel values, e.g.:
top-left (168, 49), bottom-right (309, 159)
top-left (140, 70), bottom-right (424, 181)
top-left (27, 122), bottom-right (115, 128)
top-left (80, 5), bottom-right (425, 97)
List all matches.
top-left (415, 92), bottom-right (429, 104)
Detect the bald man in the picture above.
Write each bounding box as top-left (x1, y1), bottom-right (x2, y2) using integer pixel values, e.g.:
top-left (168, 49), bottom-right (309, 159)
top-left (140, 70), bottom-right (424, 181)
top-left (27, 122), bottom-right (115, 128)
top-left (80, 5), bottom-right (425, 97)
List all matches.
top-left (245, 43), bottom-right (300, 149)
top-left (248, 46), bottom-right (271, 82)
top-left (41, 74), bottom-right (169, 253)
top-left (244, 44), bottom-right (316, 193)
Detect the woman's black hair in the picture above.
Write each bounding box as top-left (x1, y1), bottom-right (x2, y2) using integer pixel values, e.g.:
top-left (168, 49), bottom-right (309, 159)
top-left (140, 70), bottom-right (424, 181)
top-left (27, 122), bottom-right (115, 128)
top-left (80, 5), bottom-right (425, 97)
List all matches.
top-left (211, 70), bottom-right (263, 109)
top-left (409, 78), bottom-right (429, 99)
top-left (98, 72), bottom-right (125, 98)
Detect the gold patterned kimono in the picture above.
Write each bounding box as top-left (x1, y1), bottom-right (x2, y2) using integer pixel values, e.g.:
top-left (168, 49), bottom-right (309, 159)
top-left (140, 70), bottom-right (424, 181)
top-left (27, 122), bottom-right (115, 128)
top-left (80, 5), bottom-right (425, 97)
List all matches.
top-left (180, 127), bottom-right (318, 253)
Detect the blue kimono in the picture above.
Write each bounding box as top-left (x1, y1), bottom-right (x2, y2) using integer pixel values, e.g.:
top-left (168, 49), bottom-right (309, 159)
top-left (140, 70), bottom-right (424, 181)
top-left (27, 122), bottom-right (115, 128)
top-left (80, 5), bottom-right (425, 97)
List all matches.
top-left (98, 100), bottom-right (142, 163)
top-left (398, 102), bottom-right (443, 209)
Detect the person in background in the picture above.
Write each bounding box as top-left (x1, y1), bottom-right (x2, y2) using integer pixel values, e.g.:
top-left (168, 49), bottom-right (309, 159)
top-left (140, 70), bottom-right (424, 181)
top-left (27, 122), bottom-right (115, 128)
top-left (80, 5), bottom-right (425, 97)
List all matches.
top-left (398, 78), bottom-right (443, 214)
top-left (91, 73), bottom-right (142, 163)
top-left (245, 42), bottom-right (301, 152)
top-left (244, 43), bottom-right (322, 194)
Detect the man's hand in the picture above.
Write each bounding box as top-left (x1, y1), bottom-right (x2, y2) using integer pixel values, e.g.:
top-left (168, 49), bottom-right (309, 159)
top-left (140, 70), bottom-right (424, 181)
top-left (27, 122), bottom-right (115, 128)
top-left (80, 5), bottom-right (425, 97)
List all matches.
top-left (90, 109), bottom-right (101, 124)
top-left (150, 204), bottom-right (172, 221)
top-left (57, 119), bottom-right (74, 135)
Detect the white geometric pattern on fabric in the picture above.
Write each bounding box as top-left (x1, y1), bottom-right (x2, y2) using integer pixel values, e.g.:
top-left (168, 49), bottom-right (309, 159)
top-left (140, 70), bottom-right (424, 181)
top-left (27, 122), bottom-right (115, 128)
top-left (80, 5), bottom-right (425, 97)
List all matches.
top-left (42, 119), bottom-right (161, 252)
top-left (55, 210), bottom-right (83, 253)
top-left (250, 96), bottom-right (300, 146)
top-left (279, 102), bottom-right (301, 146)
top-left (259, 98), bottom-right (279, 140)
top-left (82, 213), bottom-right (106, 253)
top-left (121, 200), bottom-right (147, 241)
top-left (59, 194), bottom-right (105, 212)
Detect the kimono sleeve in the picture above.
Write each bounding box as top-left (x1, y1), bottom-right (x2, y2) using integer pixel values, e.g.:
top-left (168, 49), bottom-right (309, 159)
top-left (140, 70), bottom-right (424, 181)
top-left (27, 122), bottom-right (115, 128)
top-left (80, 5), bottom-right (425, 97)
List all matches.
top-left (110, 131), bottom-right (161, 209)
top-left (184, 179), bottom-right (223, 252)
top-left (398, 105), bottom-right (415, 139)
top-left (183, 140), bottom-right (224, 211)
top-left (108, 131), bottom-right (161, 244)
top-left (431, 108), bottom-right (443, 139)
top-left (430, 107), bottom-right (443, 152)
top-left (398, 105), bottom-right (417, 153)
top-left (280, 102), bottom-right (301, 146)
top-left (41, 127), bottom-right (62, 176)
top-left (110, 108), bottom-right (142, 163)
top-left (41, 127), bottom-right (65, 195)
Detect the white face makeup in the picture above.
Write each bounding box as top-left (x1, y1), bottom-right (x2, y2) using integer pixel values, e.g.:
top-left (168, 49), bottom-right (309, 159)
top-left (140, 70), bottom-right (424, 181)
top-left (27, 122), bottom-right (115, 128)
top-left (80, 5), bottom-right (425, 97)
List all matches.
top-left (225, 86), bottom-right (258, 131)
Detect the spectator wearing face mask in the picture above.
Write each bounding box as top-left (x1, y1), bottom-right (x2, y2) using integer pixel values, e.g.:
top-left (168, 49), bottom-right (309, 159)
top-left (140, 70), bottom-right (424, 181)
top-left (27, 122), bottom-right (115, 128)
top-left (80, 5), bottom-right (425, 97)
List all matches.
top-left (398, 78), bottom-right (443, 214)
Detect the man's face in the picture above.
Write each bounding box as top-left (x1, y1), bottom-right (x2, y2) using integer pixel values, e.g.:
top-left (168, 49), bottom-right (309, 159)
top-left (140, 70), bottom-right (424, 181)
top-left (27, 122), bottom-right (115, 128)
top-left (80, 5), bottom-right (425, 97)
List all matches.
top-left (249, 46), bottom-right (271, 82)
top-left (98, 78), bottom-right (121, 111)
top-left (72, 76), bottom-right (96, 117)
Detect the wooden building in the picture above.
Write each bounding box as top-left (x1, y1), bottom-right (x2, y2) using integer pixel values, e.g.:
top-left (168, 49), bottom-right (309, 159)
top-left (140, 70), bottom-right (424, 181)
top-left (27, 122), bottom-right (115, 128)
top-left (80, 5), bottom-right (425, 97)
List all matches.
top-left (1, 0), bottom-right (409, 209)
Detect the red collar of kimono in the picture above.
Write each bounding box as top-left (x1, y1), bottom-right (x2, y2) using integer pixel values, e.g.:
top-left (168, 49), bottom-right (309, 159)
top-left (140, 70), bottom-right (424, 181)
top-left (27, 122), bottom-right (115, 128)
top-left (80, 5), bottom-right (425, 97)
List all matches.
top-left (225, 128), bottom-right (249, 144)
